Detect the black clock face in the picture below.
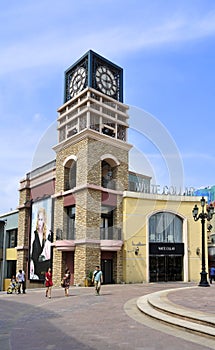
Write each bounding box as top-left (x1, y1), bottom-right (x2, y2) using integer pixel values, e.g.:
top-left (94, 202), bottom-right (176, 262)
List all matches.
top-left (69, 67), bottom-right (87, 98)
top-left (96, 66), bottom-right (117, 96)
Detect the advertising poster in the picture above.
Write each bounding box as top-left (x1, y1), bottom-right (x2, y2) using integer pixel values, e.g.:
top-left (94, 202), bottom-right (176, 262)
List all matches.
top-left (29, 198), bottom-right (53, 281)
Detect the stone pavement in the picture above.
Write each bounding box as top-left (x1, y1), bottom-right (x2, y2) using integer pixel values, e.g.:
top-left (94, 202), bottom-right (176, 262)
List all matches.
top-left (0, 282), bottom-right (214, 350)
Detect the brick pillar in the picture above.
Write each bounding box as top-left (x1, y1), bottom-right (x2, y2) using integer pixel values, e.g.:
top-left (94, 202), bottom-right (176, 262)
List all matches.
top-left (17, 179), bottom-right (31, 276)
top-left (75, 189), bottom-right (101, 240)
top-left (52, 197), bottom-right (64, 286)
top-left (52, 248), bottom-right (63, 287)
top-left (74, 244), bottom-right (101, 286)
top-left (113, 250), bottom-right (123, 283)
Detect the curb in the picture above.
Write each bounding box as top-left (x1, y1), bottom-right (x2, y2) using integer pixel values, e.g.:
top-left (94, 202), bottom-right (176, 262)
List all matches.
top-left (137, 287), bottom-right (215, 339)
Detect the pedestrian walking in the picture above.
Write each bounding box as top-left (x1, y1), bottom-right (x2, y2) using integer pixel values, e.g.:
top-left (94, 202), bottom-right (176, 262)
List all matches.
top-left (45, 267), bottom-right (53, 298)
top-left (92, 265), bottom-right (103, 295)
top-left (16, 269), bottom-right (26, 294)
top-left (209, 266), bottom-right (215, 284)
top-left (61, 268), bottom-right (71, 296)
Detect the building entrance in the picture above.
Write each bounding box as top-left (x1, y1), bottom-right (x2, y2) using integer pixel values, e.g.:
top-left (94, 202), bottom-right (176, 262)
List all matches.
top-left (101, 259), bottom-right (113, 284)
top-left (149, 255), bottom-right (183, 282)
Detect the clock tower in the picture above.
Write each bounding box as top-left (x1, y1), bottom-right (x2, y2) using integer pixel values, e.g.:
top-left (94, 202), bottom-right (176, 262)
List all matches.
top-left (52, 50), bottom-right (131, 286)
top-left (64, 50), bottom-right (123, 102)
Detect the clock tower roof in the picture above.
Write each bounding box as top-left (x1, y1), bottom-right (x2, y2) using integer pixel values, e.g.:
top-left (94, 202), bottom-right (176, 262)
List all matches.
top-left (65, 49), bottom-right (123, 75)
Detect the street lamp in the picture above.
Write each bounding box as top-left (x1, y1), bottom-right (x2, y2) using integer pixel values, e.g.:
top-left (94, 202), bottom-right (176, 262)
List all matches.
top-left (0, 219), bottom-right (7, 291)
top-left (192, 197), bottom-right (215, 287)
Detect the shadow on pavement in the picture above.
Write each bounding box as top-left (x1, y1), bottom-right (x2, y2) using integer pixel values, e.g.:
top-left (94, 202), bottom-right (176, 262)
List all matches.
top-left (0, 298), bottom-right (94, 350)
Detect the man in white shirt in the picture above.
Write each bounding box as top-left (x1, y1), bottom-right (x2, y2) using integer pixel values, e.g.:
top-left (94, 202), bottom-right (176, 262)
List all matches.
top-left (92, 266), bottom-right (103, 295)
top-left (16, 270), bottom-right (26, 294)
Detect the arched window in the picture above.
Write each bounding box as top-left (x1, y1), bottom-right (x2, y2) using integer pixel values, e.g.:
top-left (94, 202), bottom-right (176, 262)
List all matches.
top-left (149, 212), bottom-right (183, 243)
top-left (101, 160), bottom-right (116, 190)
top-left (64, 160), bottom-right (76, 191)
top-left (100, 155), bottom-right (119, 190)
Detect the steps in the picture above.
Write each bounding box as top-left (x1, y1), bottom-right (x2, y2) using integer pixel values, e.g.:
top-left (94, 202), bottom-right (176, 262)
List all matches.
top-left (136, 287), bottom-right (215, 339)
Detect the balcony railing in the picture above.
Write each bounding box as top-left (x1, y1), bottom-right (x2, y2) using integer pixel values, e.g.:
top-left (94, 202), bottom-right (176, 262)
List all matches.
top-left (102, 178), bottom-right (116, 190)
top-left (67, 229), bottom-right (76, 240)
top-left (56, 228), bottom-right (121, 241)
top-left (100, 227), bottom-right (121, 240)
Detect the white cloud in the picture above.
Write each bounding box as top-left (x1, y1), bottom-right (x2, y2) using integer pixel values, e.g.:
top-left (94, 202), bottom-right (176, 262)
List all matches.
top-left (180, 152), bottom-right (215, 161)
top-left (33, 113), bottom-right (43, 122)
top-left (1, 9), bottom-right (215, 75)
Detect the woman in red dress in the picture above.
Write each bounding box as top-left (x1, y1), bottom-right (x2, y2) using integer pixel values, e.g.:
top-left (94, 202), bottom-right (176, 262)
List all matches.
top-left (45, 267), bottom-right (53, 298)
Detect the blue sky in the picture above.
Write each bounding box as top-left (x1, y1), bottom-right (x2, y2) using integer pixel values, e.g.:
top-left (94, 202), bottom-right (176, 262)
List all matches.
top-left (0, 0), bottom-right (215, 213)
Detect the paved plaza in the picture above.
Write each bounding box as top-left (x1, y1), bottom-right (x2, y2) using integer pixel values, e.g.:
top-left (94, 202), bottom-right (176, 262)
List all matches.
top-left (0, 282), bottom-right (215, 350)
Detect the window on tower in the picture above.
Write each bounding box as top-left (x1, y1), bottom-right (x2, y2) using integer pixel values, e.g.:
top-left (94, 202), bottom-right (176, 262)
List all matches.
top-left (64, 160), bottom-right (76, 191)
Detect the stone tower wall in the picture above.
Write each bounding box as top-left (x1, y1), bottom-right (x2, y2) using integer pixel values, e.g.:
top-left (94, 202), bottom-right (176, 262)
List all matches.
top-left (53, 135), bottom-right (129, 284)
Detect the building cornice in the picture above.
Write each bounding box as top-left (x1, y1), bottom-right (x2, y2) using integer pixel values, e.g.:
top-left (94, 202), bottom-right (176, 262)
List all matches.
top-left (57, 87), bottom-right (129, 113)
top-left (52, 183), bottom-right (123, 199)
top-left (123, 191), bottom-right (204, 202)
top-left (51, 239), bottom-right (123, 251)
top-left (53, 128), bottom-right (132, 153)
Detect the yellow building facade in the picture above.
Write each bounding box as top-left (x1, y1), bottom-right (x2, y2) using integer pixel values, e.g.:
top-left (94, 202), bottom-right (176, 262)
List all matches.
top-left (123, 192), bottom-right (204, 283)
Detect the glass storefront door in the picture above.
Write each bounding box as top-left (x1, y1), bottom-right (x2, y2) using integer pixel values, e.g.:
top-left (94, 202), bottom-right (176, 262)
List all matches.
top-left (149, 255), bottom-right (183, 282)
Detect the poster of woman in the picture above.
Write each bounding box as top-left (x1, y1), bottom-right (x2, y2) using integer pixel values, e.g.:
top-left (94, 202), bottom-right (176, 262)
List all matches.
top-left (30, 198), bottom-right (53, 281)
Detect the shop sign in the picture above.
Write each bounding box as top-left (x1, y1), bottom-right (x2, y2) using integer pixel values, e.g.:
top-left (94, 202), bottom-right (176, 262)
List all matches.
top-left (135, 182), bottom-right (195, 196)
top-left (149, 243), bottom-right (184, 255)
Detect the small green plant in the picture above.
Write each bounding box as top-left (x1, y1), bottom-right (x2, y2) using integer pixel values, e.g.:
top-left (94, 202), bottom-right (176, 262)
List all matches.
top-left (85, 270), bottom-right (94, 287)
top-left (88, 271), bottom-right (93, 281)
